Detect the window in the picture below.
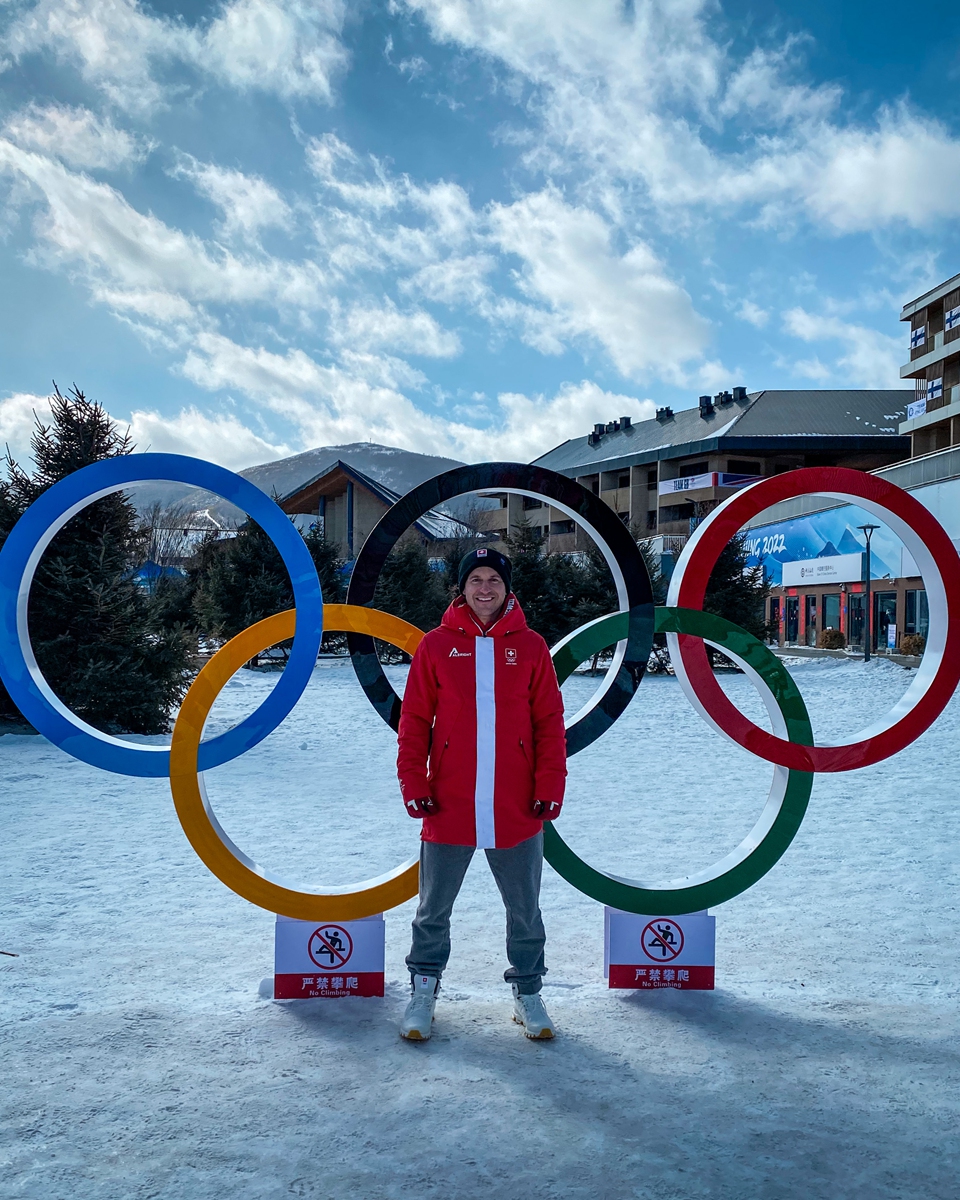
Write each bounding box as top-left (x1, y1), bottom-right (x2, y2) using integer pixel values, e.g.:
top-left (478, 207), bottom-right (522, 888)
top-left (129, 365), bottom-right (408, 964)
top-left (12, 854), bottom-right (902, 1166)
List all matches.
top-left (646, 511), bottom-right (656, 530)
top-left (823, 594), bottom-right (840, 631)
top-left (769, 598), bottom-right (780, 644)
top-left (679, 461), bottom-right (708, 477)
top-left (522, 496), bottom-right (542, 510)
top-left (647, 470), bottom-right (657, 491)
top-left (550, 519), bottom-right (575, 535)
top-left (905, 589), bottom-right (929, 638)
top-left (727, 460), bottom-right (762, 475)
top-left (618, 474), bottom-right (630, 489)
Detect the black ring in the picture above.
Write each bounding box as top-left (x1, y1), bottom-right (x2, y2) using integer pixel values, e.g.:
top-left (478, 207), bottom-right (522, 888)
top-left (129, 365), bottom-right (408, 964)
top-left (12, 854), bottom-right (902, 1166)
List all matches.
top-left (345, 462), bottom-right (653, 756)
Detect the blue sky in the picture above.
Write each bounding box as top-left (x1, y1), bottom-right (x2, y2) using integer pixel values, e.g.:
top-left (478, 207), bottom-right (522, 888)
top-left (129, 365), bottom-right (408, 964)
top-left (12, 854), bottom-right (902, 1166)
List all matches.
top-left (2, 0), bottom-right (959, 468)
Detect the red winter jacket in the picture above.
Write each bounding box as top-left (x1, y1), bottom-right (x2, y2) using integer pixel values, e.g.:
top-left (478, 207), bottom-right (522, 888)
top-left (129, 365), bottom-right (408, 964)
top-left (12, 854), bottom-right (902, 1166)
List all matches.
top-left (397, 595), bottom-right (567, 849)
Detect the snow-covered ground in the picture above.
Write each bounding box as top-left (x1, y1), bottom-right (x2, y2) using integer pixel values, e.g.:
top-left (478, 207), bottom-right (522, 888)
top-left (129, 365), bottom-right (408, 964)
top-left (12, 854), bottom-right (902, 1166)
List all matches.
top-left (2, 655), bottom-right (959, 1198)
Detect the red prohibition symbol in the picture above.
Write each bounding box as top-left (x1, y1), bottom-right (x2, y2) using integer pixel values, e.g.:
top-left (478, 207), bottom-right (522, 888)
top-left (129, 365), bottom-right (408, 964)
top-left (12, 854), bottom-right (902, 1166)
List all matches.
top-left (308, 924), bottom-right (354, 971)
top-left (641, 919), bottom-right (684, 961)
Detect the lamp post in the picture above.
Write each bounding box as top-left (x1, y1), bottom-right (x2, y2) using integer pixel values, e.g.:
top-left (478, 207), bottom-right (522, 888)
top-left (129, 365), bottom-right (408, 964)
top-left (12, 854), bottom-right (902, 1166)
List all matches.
top-left (858, 524), bottom-right (880, 662)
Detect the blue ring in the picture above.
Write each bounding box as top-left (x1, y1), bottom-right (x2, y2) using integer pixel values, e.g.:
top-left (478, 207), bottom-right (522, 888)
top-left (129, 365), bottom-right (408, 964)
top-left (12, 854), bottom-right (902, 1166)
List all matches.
top-left (0, 454), bottom-right (323, 777)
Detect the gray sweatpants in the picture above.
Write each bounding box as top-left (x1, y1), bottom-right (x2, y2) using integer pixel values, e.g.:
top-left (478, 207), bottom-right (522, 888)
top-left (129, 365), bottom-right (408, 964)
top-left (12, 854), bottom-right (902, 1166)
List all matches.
top-left (406, 831), bottom-right (546, 995)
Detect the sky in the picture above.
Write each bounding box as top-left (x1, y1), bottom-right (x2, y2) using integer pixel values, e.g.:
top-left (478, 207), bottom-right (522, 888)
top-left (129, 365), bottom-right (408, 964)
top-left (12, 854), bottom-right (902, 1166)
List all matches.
top-left (1, 0), bottom-right (960, 470)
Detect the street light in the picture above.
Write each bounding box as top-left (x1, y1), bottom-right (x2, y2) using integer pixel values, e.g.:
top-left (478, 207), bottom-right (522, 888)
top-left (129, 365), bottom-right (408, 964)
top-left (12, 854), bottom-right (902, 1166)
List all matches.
top-left (857, 524), bottom-right (880, 662)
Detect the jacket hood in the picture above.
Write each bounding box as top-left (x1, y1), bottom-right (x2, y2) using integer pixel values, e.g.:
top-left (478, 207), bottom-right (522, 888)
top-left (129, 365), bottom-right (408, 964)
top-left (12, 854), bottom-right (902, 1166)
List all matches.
top-left (440, 594), bottom-right (528, 638)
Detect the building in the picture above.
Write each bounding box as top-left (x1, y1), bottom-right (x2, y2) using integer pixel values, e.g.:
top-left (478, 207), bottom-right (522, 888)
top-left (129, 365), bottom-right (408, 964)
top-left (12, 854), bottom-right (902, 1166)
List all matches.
top-left (745, 444), bottom-right (960, 652)
top-left (278, 459), bottom-right (462, 559)
top-left (898, 271), bottom-right (960, 456)
top-left (525, 389), bottom-right (910, 559)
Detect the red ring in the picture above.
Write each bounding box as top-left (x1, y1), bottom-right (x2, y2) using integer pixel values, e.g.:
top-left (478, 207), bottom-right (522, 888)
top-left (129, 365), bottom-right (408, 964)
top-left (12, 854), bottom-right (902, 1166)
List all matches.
top-left (667, 467), bottom-right (960, 772)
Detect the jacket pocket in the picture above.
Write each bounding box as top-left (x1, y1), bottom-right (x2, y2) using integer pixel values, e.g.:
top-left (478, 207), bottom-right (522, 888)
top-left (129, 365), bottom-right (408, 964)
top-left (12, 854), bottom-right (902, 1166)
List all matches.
top-left (428, 737), bottom-right (450, 780)
top-left (518, 737), bottom-right (535, 770)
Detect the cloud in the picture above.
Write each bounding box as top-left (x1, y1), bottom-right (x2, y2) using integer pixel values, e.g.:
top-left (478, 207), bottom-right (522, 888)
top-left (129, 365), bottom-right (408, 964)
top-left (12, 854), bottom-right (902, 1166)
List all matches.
top-left (172, 157), bottom-right (292, 237)
top-left (783, 307), bottom-right (904, 389)
top-left (489, 188), bottom-right (709, 379)
top-left (479, 381), bottom-right (657, 462)
top-left (2, 0), bottom-right (348, 111)
top-left (334, 302), bottom-right (460, 358)
top-left (0, 391), bottom-right (53, 460)
top-left (736, 300), bottom-right (769, 328)
top-left (3, 103), bottom-right (144, 170)
top-left (127, 405), bottom-right (292, 468)
top-left (179, 330), bottom-right (654, 461)
top-left (0, 142), bottom-right (323, 309)
top-left (403, 0), bottom-right (960, 233)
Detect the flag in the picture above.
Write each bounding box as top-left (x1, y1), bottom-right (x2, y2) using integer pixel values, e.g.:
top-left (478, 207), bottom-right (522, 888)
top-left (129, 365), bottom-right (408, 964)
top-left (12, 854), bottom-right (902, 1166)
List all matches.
top-left (911, 326), bottom-right (926, 349)
top-left (928, 377), bottom-right (943, 401)
top-left (907, 398), bottom-right (927, 420)
top-left (945, 306), bottom-right (960, 332)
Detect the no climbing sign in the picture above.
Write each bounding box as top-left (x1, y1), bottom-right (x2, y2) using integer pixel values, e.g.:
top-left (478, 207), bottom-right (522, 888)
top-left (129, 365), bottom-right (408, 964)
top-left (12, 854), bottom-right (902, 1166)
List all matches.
top-left (273, 913), bottom-right (385, 999)
top-left (604, 908), bottom-right (715, 990)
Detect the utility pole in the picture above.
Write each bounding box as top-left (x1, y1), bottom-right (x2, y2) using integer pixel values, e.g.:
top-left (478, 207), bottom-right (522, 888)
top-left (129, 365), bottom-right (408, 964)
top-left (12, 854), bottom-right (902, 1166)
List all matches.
top-left (858, 524), bottom-right (880, 662)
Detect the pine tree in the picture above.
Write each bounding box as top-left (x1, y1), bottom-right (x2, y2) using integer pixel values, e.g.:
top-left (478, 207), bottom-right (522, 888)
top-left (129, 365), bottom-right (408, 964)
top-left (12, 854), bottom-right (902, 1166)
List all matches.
top-left (192, 517), bottom-right (345, 658)
top-left (703, 532), bottom-right (770, 664)
top-left (372, 532), bottom-right (448, 648)
top-left (0, 386), bottom-right (193, 733)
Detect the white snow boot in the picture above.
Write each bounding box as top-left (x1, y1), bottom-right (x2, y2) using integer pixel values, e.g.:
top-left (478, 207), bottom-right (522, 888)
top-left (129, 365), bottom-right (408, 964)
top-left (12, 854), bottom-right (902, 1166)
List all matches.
top-left (511, 983), bottom-right (555, 1039)
top-left (400, 974), bottom-right (439, 1041)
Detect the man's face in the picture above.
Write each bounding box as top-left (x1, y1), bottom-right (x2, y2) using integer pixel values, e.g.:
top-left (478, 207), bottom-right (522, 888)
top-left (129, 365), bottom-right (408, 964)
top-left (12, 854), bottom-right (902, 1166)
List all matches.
top-left (463, 566), bottom-right (506, 624)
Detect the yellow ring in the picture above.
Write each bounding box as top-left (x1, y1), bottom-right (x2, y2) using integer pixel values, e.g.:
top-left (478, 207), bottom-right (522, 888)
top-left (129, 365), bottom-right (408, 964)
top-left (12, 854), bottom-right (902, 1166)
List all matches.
top-left (169, 604), bottom-right (423, 920)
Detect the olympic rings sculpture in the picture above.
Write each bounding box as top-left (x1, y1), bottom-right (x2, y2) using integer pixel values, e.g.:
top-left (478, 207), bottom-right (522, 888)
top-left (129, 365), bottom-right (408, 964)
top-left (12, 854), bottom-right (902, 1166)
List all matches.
top-left (1, 457), bottom-right (958, 920)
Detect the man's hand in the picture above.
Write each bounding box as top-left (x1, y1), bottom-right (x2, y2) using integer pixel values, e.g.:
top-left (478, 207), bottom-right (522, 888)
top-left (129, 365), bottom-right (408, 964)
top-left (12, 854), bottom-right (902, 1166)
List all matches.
top-left (404, 796), bottom-right (438, 818)
top-left (533, 799), bottom-right (562, 821)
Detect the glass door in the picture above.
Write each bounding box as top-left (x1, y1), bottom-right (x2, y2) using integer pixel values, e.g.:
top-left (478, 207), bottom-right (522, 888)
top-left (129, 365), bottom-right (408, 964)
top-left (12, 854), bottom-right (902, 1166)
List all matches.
top-left (785, 596), bottom-right (799, 644)
top-left (848, 593), bottom-right (865, 648)
top-left (873, 591), bottom-right (897, 651)
top-left (804, 595), bottom-right (817, 646)
top-left (822, 594), bottom-right (841, 634)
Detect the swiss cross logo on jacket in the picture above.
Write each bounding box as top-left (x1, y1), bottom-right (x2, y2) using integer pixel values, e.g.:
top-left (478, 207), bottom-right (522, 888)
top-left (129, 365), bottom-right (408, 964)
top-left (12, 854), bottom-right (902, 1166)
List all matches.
top-left (505, 647), bottom-right (518, 665)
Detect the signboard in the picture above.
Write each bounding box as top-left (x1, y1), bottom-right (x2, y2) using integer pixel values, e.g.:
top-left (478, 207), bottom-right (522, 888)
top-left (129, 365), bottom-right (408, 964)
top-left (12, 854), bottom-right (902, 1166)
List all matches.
top-left (604, 908), bottom-right (715, 990)
top-left (887, 623), bottom-right (897, 649)
top-left (274, 913), bottom-right (385, 999)
top-left (659, 472), bottom-right (716, 495)
top-left (781, 552), bottom-right (863, 587)
top-left (744, 504), bottom-right (906, 587)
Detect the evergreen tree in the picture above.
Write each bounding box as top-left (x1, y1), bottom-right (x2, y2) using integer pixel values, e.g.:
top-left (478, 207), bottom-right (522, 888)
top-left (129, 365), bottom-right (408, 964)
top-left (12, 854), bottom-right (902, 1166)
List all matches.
top-left (192, 517), bottom-right (345, 658)
top-left (702, 532), bottom-right (770, 664)
top-left (0, 386), bottom-right (193, 733)
top-left (372, 533), bottom-right (448, 645)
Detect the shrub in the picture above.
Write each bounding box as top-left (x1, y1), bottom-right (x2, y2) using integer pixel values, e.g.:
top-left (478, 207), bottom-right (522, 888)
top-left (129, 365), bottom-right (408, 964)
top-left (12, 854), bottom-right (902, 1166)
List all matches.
top-left (900, 633), bottom-right (925, 656)
top-left (818, 628), bottom-right (846, 650)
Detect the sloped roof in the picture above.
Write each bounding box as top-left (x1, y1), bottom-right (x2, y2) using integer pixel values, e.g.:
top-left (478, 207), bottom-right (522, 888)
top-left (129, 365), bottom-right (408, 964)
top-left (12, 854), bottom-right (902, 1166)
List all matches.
top-left (533, 390), bottom-right (911, 476)
top-left (279, 460), bottom-right (462, 541)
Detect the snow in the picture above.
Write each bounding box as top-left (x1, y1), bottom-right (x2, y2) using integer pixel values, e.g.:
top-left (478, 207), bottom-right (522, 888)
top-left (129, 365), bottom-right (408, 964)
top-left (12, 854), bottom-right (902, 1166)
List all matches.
top-left (2, 655), bottom-right (959, 1198)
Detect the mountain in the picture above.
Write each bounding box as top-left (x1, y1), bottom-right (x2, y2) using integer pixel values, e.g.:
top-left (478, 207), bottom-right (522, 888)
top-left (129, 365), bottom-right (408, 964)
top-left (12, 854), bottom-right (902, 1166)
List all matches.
top-left (129, 442), bottom-right (472, 526)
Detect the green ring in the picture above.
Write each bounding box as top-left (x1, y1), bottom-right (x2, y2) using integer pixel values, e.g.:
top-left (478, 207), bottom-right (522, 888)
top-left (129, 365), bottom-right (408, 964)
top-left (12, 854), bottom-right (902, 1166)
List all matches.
top-left (545, 607), bottom-right (814, 914)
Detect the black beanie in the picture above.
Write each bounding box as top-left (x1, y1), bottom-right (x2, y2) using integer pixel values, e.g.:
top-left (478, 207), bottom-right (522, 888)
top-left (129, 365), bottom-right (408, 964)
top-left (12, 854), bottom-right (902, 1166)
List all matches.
top-left (457, 547), bottom-right (513, 594)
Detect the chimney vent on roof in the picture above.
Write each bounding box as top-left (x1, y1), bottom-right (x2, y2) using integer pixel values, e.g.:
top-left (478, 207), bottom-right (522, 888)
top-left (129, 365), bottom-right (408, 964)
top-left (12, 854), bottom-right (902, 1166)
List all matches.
top-left (620, 415), bottom-right (632, 429)
top-left (587, 431), bottom-right (600, 446)
top-left (605, 420), bottom-right (621, 434)
top-left (718, 390), bottom-right (733, 405)
top-left (594, 423), bottom-right (605, 436)
top-left (732, 385), bottom-right (747, 402)
top-left (656, 406), bottom-right (674, 422)
top-left (699, 394), bottom-right (714, 417)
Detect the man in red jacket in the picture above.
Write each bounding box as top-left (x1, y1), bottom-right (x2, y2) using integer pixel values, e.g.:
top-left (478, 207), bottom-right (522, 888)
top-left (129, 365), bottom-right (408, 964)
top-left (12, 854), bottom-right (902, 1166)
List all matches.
top-left (396, 547), bottom-right (567, 1041)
